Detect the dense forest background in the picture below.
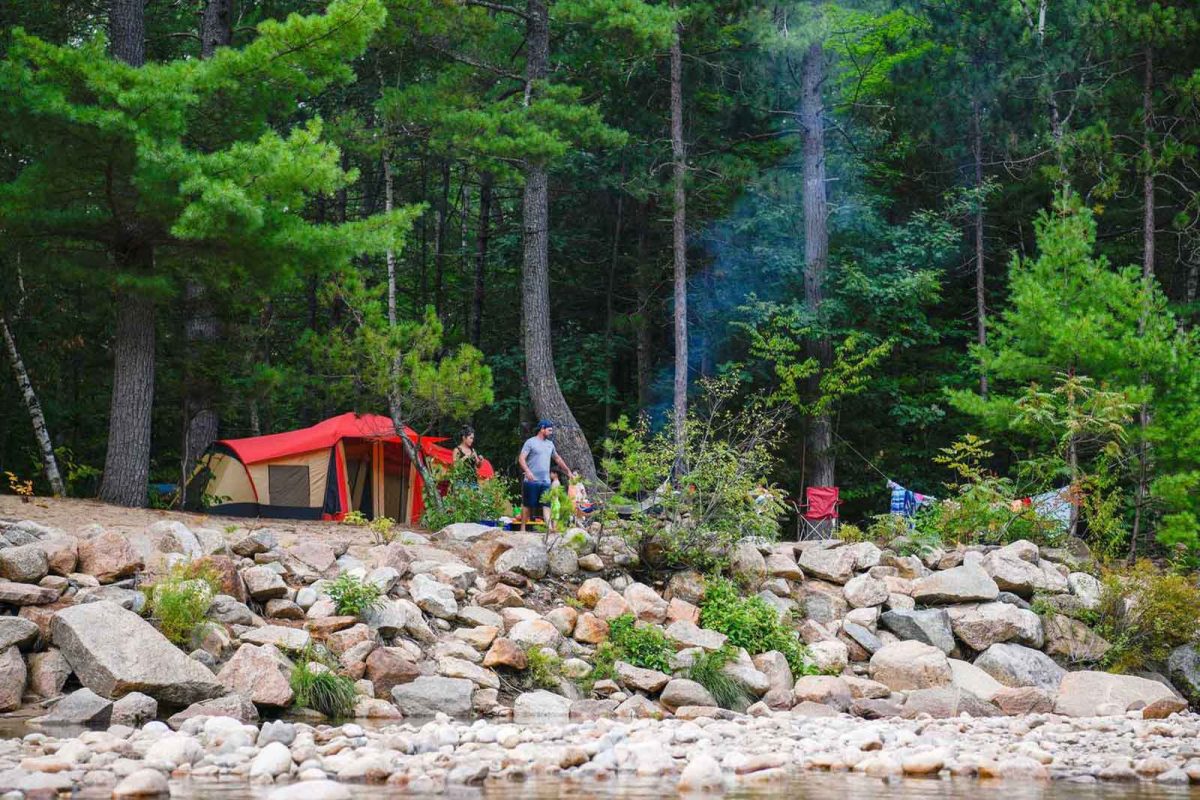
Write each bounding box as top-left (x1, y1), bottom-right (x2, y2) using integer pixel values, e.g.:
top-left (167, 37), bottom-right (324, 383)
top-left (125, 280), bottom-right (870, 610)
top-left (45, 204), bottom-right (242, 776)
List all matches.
top-left (2, 0), bottom-right (1199, 560)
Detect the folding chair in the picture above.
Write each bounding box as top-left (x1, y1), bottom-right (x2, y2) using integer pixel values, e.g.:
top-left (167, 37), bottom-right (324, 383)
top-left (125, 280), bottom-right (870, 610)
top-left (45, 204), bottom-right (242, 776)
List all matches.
top-left (793, 486), bottom-right (841, 541)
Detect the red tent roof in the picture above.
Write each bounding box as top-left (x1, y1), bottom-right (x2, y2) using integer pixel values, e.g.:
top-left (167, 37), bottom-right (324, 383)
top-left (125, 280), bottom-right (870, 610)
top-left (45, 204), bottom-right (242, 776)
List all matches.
top-left (216, 412), bottom-right (495, 479)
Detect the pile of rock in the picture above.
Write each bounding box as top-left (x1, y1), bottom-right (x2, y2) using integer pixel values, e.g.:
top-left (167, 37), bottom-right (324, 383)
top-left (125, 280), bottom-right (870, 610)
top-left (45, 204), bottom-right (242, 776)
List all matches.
top-left (0, 514), bottom-right (1196, 737)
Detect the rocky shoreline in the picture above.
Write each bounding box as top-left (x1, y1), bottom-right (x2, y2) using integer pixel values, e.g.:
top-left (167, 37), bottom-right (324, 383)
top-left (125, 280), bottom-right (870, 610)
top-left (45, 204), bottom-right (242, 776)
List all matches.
top-left (4, 707), bottom-right (1200, 798)
top-left (0, 505), bottom-right (1197, 796)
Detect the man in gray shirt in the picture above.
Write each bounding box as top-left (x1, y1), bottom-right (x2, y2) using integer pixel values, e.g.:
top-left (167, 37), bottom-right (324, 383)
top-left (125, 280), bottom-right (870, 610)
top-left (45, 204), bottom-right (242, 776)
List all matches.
top-left (518, 419), bottom-right (574, 531)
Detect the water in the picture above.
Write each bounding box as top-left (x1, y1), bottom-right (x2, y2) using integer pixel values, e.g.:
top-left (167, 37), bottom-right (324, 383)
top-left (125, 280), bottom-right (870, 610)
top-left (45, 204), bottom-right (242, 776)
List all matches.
top-left (148, 772), bottom-right (1200, 800)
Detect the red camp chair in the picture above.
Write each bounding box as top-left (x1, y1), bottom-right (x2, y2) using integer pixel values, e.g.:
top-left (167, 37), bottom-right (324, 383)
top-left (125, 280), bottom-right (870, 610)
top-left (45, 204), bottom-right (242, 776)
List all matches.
top-left (793, 486), bottom-right (841, 541)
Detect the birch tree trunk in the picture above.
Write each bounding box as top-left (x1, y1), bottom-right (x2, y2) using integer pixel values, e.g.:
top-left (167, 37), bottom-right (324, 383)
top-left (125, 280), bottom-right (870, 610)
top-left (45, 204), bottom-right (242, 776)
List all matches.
top-left (520, 0), bottom-right (598, 482)
top-left (670, 13), bottom-right (688, 467)
top-left (1, 315), bottom-right (65, 496)
top-left (800, 41), bottom-right (834, 488)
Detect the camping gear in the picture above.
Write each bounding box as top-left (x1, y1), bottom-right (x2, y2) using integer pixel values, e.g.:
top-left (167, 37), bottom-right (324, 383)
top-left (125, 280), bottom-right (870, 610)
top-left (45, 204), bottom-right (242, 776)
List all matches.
top-left (793, 485), bottom-right (841, 541)
top-left (186, 412), bottom-right (493, 524)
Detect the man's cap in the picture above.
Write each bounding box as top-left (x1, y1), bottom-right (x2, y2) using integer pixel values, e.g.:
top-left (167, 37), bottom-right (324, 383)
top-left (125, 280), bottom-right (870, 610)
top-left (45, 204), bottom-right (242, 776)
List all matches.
top-left (538, 419), bottom-right (555, 430)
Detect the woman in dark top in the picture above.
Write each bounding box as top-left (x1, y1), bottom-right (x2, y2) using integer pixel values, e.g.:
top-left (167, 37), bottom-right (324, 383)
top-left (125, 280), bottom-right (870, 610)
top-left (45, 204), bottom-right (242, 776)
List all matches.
top-left (453, 426), bottom-right (483, 468)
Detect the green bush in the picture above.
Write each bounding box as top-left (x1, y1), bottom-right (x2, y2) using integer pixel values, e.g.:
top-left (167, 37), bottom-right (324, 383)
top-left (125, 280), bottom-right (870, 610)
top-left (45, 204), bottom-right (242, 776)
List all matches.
top-left (685, 646), bottom-right (751, 711)
top-left (699, 577), bottom-right (815, 676)
top-left (421, 460), bottom-right (513, 531)
top-left (290, 659), bottom-right (357, 719)
top-left (599, 377), bottom-right (786, 571)
top-left (526, 646), bottom-right (563, 689)
top-left (579, 641), bottom-right (619, 695)
top-left (607, 613), bottom-right (673, 673)
top-left (143, 560), bottom-right (222, 646)
top-left (1090, 559), bottom-right (1200, 673)
top-left (325, 573), bottom-right (383, 618)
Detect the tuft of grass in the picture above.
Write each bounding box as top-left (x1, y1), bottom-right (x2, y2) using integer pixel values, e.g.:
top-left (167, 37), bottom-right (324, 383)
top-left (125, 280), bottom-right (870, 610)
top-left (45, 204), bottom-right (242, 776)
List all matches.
top-left (607, 613), bottom-right (672, 672)
top-left (579, 641), bottom-right (619, 695)
top-left (686, 646), bottom-right (752, 711)
top-left (143, 560), bottom-right (222, 646)
top-left (325, 573), bottom-right (384, 618)
top-left (526, 646), bottom-right (563, 689)
top-left (290, 657), bottom-right (357, 719)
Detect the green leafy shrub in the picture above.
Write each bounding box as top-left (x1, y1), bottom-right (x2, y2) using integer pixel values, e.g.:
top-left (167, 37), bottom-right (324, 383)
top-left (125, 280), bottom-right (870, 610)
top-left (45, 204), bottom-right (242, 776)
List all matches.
top-left (421, 460), bottom-right (513, 531)
top-left (699, 577), bottom-right (815, 676)
top-left (835, 523), bottom-right (866, 544)
top-left (143, 560), bottom-right (222, 646)
top-left (526, 646), bottom-right (563, 689)
top-left (369, 516), bottom-right (399, 544)
top-left (1091, 560), bottom-right (1200, 673)
top-left (607, 613), bottom-right (672, 672)
top-left (341, 510), bottom-right (369, 526)
top-left (290, 657), bottom-right (357, 719)
top-left (685, 646), bottom-right (751, 711)
top-left (600, 376), bottom-right (786, 571)
top-left (913, 436), bottom-right (1067, 548)
top-left (325, 573), bottom-right (383, 618)
top-left (579, 641), bottom-right (619, 694)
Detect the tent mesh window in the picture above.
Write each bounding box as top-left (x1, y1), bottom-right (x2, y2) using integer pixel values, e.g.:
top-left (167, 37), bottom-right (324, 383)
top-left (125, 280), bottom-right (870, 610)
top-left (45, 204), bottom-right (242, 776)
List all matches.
top-left (268, 465), bottom-right (311, 508)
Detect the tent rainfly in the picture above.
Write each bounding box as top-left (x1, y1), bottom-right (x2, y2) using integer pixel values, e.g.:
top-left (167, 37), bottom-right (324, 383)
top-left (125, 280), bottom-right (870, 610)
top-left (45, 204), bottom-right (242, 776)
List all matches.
top-left (186, 412), bottom-right (493, 524)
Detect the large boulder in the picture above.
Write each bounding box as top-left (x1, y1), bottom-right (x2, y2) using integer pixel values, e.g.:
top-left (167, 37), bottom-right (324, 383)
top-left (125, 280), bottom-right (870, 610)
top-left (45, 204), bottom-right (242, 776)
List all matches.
top-left (391, 676), bottom-right (474, 717)
top-left (513, 690), bottom-right (572, 721)
top-left (0, 543), bottom-right (49, 583)
top-left (27, 649), bottom-right (71, 698)
top-left (0, 647), bottom-right (25, 711)
top-left (0, 617), bottom-right (39, 652)
top-left (973, 643), bottom-right (1065, 691)
top-left (1054, 671), bottom-right (1179, 717)
top-left (981, 550), bottom-right (1067, 597)
top-left (1042, 614), bottom-right (1111, 662)
top-left (494, 545), bottom-right (549, 580)
top-left (911, 565), bottom-right (998, 605)
top-left (624, 583), bottom-right (668, 624)
top-left (366, 647), bottom-right (420, 698)
top-left (241, 566), bottom-right (287, 601)
top-left (434, 523), bottom-right (494, 544)
top-left (660, 679), bottom-right (717, 711)
top-left (76, 532), bottom-right (143, 583)
top-left (948, 658), bottom-right (1003, 700)
top-left (879, 609), bottom-right (954, 654)
top-left (50, 601), bottom-right (224, 704)
top-left (902, 687), bottom-right (1002, 719)
top-left (217, 644), bottom-right (294, 707)
top-left (1167, 644), bottom-right (1200, 705)
top-left (0, 580), bottom-right (60, 605)
top-left (409, 574), bottom-right (458, 619)
top-left (843, 575), bottom-right (889, 608)
top-left (729, 541), bottom-right (767, 585)
top-left (946, 602), bottom-right (1043, 651)
top-left (868, 640), bottom-right (952, 691)
top-left (38, 687), bottom-right (113, 725)
top-left (796, 546), bottom-right (857, 584)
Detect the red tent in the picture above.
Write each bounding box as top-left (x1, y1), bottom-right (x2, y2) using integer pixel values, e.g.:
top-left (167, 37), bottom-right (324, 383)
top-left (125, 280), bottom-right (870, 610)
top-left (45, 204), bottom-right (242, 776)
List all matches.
top-left (188, 412), bottom-right (493, 524)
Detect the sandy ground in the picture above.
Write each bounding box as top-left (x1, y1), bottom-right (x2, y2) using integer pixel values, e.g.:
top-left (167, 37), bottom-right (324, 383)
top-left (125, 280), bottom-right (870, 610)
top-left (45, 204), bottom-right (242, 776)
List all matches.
top-left (0, 495), bottom-right (423, 555)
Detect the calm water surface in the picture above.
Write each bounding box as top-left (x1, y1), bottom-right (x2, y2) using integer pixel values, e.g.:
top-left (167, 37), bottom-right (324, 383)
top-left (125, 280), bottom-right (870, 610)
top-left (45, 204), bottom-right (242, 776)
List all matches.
top-left (145, 772), bottom-right (1200, 800)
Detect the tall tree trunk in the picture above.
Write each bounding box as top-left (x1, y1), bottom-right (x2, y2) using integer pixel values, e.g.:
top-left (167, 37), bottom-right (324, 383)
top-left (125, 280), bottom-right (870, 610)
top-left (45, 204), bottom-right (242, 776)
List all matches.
top-left (99, 288), bottom-right (156, 507)
top-left (100, 0), bottom-right (155, 508)
top-left (108, 0), bottom-right (143, 65)
top-left (471, 172), bottom-right (492, 348)
top-left (603, 176), bottom-right (624, 430)
top-left (670, 13), bottom-right (688, 467)
top-left (200, 0), bottom-right (232, 57)
top-left (433, 159), bottom-right (451, 319)
top-left (383, 151), bottom-right (398, 327)
top-left (1131, 45), bottom-right (1154, 559)
top-left (1, 315), bottom-right (65, 496)
top-left (800, 41), bottom-right (834, 488)
top-left (973, 98), bottom-right (988, 399)
top-left (521, 0), bottom-right (598, 482)
top-left (181, 0), bottom-right (231, 505)
top-left (635, 202), bottom-right (653, 407)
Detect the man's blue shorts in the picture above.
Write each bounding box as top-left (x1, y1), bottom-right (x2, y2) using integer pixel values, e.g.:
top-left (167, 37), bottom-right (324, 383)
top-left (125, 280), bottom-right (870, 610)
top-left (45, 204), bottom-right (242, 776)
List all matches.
top-left (522, 480), bottom-right (551, 509)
